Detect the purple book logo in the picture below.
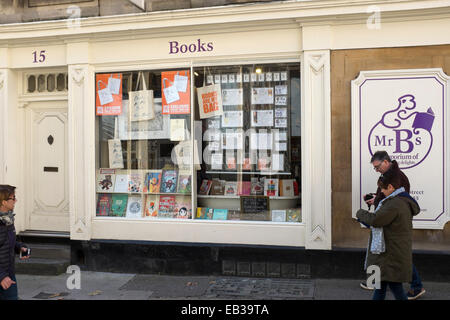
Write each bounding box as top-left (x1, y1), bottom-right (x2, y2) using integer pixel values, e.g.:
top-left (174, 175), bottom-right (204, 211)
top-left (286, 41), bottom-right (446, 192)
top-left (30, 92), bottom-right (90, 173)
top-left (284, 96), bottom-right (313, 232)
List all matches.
top-left (368, 94), bottom-right (435, 169)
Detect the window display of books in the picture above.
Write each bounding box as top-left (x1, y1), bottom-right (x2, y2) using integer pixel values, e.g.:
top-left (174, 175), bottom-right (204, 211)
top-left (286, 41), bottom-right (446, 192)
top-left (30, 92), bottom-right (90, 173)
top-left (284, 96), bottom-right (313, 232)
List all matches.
top-left (96, 168), bottom-right (192, 219)
top-left (197, 178), bottom-right (299, 198)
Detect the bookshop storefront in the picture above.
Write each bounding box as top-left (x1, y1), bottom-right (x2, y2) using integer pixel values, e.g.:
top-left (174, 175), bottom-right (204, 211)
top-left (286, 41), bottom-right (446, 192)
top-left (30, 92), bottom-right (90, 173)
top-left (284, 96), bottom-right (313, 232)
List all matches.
top-left (0, 5), bottom-right (332, 255)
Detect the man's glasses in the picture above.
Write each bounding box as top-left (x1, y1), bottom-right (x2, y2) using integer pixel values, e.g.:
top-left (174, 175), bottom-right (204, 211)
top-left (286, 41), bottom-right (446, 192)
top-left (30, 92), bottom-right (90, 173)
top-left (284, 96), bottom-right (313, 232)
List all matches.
top-left (373, 163), bottom-right (383, 171)
top-left (7, 196), bottom-right (17, 201)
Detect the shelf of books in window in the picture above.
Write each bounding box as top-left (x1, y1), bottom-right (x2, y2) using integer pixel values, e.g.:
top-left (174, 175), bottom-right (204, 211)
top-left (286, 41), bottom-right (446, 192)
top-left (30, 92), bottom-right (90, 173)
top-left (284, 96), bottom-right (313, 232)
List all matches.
top-left (95, 168), bottom-right (192, 219)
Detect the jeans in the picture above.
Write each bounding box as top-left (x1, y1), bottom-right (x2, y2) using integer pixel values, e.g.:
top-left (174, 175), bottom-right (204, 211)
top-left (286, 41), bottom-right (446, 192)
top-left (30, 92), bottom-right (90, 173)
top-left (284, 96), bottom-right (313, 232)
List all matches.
top-left (410, 264), bottom-right (423, 291)
top-left (373, 281), bottom-right (407, 300)
top-left (0, 274), bottom-right (18, 300)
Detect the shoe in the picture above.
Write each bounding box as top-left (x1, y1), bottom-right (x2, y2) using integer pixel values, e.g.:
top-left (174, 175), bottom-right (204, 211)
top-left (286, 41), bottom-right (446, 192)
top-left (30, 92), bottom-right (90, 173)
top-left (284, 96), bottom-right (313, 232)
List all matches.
top-left (407, 288), bottom-right (426, 300)
top-left (360, 281), bottom-right (375, 290)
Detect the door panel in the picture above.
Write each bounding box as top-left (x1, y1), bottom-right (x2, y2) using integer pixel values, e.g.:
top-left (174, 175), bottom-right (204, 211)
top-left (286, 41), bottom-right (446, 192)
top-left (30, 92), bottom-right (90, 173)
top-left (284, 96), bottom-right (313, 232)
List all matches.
top-left (26, 101), bottom-right (69, 232)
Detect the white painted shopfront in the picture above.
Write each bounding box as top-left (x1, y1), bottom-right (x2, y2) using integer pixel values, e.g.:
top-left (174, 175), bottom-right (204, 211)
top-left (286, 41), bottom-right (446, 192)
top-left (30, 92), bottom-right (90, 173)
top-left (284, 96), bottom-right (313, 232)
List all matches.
top-left (1, 0), bottom-right (449, 251)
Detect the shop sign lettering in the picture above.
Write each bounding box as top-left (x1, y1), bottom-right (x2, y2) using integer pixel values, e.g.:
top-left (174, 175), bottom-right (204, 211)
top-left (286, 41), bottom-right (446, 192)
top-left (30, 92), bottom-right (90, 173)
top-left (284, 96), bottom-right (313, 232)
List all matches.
top-left (169, 39), bottom-right (213, 54)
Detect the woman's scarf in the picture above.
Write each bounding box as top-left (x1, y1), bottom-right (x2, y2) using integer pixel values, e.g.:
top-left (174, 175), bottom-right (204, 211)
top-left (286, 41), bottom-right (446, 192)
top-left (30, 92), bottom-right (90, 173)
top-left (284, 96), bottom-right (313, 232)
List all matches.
top-left (370, 187), bottom-right (406, 254)
top-left (0, 210), bottom-right (15, 226)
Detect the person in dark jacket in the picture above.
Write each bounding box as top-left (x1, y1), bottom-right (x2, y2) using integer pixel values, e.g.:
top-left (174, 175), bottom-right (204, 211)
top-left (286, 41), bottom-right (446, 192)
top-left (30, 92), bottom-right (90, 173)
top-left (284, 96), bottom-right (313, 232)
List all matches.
top-left (0, 184), bottom-right (29, 300)
top-left (357, 172), bottom-right (420, 300)
top-left (361, 151), bottom-right (425, 300)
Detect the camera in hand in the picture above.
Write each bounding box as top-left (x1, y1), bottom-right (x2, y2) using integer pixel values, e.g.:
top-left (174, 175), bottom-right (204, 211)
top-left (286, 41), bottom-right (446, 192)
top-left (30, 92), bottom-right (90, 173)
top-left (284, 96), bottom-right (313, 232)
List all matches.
top-left (363, 193), bottom-right (376, 210)
top-left (20, 248), bottom-right (31, 258)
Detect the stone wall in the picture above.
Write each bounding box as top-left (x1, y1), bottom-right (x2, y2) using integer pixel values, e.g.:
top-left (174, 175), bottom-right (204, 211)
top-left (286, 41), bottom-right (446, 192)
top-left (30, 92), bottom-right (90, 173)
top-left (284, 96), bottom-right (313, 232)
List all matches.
top-left (0, 0), bottom-right (276, 24)
top-left (331, 44), bottom-right (450, 251)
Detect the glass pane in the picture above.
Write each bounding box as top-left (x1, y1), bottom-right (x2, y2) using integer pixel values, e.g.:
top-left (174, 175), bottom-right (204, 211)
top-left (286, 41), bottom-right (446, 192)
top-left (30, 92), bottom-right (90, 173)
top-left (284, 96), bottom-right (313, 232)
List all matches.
top-left (95, 70), bottom-right (193, 220)
top-left (38, 75), bottom-right (46, 92)
top-left (193, 63), bottom-right (302, 223)
top-left (57, 73), bottom-right (65, 91)
top-left (47, 74), bottom-right (55, 92)
top-left (28, 75), bottom-right (36, 93)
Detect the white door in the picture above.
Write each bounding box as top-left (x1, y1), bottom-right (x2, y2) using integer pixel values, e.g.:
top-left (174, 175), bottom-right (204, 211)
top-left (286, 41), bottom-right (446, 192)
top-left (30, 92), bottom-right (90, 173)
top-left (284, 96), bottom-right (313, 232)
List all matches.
top-left (24, 100), bottom-right (69, 232)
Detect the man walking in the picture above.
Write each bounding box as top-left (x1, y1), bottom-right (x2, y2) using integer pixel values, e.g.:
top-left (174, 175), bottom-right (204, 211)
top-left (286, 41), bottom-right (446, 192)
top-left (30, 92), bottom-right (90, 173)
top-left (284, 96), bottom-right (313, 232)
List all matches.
top-left (361, 151), bottom-right (426, 300)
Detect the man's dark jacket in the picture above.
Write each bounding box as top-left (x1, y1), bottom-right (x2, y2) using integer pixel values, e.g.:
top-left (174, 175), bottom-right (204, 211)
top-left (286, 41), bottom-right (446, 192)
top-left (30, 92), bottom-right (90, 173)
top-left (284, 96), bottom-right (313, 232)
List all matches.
top-left (0, 221), bottom-right (25, 282)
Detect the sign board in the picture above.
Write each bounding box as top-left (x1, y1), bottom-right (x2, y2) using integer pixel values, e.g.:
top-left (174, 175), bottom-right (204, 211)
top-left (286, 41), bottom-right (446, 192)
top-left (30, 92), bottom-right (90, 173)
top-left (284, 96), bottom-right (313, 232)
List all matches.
top-left (240, 195), bottom-right (270, 214)
top-left (351, 68), bottom-right (449, 229)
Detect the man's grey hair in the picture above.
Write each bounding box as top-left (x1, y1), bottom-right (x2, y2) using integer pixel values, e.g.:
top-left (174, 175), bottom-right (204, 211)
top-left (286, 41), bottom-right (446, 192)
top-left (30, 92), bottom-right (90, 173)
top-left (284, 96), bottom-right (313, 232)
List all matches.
top-left (370, 151), bottom-right (391, 163)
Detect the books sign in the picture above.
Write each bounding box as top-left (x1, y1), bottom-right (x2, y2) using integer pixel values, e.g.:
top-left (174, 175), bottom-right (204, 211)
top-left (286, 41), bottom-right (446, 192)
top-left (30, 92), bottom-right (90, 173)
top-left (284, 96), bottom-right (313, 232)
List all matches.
top-left (352, 68), bottom-right (449, 229)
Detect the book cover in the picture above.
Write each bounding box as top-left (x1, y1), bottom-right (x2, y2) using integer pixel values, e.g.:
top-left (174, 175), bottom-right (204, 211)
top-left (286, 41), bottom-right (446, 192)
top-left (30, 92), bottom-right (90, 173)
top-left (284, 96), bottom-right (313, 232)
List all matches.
top-left (205, 208), bottom-right (214, 220)
top-left (293, 181), bottom-right (299, 195)
top-left (224, 181), bottom-right (238, 196)
top-left (143, 194), bottom-right (159, 218)
top-left (174, 196), bottom-right (192, 219)
top-left (237, 181), bottom-right (251, 196)
top-left (257, 158), bottom-right (270, 171)
top-left (213, 208), bottom-right (228, 220)
top-left (97, 173), bottom-right (116, 193)
top-left (161, 170), bottom-right (178, 193)
top-left (287, 208), bottom-right (301, 222)
top-left (110, 194), bottom-right (128, 217)
top-left (210, 180), bottom-right (225, 195)
top-left (251, 178), bottom-right (264, 195)
top-left (96, 194), bottom-right (112, 216)
top-left (114, 174), bottom-right (129, 193)
top-left (198, 180), bottom-right (212, 195)
top-left (158, 195), bottom-right (176, 218)
top-left (126, 195), bottom-right (142, 218)
top-left (264, 178), bottom-right (279, 197)
top-left (226, 156), bottom-right (236, 170)
top-left (271, 210), bottom-right (287, 222)
top-left (177, 174), bottom-right (192, 194)
top-left (128, 172), bottom-right (143, 193)
top-left (280, 179), bottom-right (295, 197)
top-left (196, 207), bottom-right (207, 219)
top-left (227, 210), bottom-right (241, 220)
top-left (242, 158), bottom-right (252, 170)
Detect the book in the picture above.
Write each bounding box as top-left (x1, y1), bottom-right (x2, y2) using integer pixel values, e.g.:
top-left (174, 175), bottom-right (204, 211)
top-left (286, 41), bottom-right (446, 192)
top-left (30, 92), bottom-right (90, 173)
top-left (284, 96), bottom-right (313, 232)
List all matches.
top-left (271, 210), bottom-right (287, 222)
top-left (293, 181), bottom-right (299, 195)
top-left (177, 174), bottom-right (192, 194)
top-left (287, 208), bottom-right (301, 222)
top-left (264, 178), bottom-right (279, 197)
top-left (161, 170), bottom-right (178, 193)
top-left (196, 207), bottom-right (207, 219)
top-left (158, 195), bottom-right (176, 218)
top-left (97, 173), bottom-right (116, 193)
top-left (128, 172), bottom-right (143, 193)
top-left (213, 208), bottom-right (228, 220)
top-left (174, 196), bottom-right (192, 219)
top-left (143, 170), bottom-right (162, 193)
top-left (198, 180), bottom-right (212, 195)
top-left (227, 210), bottom-right (241, 220)
top-left (224, 181), bottom-right (238, 196)
top-left (210, 180), bottom-right (225, 195)
top-left (237, 181), bottom-right (251, 196)
top-left (257, 158), bottom-right (270, 171)
top-left (96, 194), bottom-right (112, 216)
top-left (226, 156), bottom-right (236, 170)
top-left (280, 179), bottom-right (295, 197)
top-left (110, 194), bottom-right (128, 217)
top-left (242, 158), bottom-right (252, 170)
top-left (114, 174), bottom-right (129, 193)
top-left (126, 195), bottom-right (142, 218)
top-left (251, 177), bottom-right (264, 195)
top-left (143, 194), bottom-right (159, 218)
top-left (205, 207), bottom-right (214, 220)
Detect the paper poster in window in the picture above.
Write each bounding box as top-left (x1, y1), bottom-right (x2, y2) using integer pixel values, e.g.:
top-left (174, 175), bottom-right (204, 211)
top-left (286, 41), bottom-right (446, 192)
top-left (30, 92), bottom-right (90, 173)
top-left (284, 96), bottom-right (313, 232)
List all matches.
top-left (161, 70), bottom-right (190, 114)
top-left (275, 118), bottom-right (288, 128)
top-left (275, 85), bottom-right (288, 95)
top-left (275, 96), bottom-right (287, 106)
top-left (197, 83), bottom-right (224, 119)
top-left (222, 110), bottom-right (243, 128)
top-left (251, 88), bottom-right (274, 105)
top-left (222, 88), bottom-right (243, 106)
top-left (96, 73), bottom-right (123, 116)
top-left (251, 110), bottom-right (274, 127)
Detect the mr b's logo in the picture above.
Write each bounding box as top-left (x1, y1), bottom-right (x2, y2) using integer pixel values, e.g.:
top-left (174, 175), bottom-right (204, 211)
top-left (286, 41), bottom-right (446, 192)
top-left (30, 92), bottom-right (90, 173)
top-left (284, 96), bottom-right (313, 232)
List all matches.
top-left (368, 94), bottom-right (435, 169)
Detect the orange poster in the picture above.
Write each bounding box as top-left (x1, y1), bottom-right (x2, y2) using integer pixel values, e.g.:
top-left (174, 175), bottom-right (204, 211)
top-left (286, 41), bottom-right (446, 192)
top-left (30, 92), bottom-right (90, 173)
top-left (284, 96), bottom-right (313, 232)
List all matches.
top-left (161, 70), bottom-right (190, 114)
top-left (95, 73), bottom-right (123, 116)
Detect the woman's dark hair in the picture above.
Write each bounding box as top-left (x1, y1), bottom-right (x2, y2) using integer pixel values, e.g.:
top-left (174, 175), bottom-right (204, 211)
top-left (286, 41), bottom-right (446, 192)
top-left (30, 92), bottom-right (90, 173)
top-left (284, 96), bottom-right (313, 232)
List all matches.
top-left (0, 184), bottom-right (16, 203)
top-left (377, 171), bottom-right (401, 190)
top-left (371, 151), bottom-right (391, 163)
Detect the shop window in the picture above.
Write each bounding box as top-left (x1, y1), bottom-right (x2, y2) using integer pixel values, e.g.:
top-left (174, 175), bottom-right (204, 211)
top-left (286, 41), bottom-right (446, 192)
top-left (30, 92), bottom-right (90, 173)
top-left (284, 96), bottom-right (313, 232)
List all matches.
top-left (193, 63), bottom-right (302, 222)
top-left (95, 69), bottom-right (193, 220)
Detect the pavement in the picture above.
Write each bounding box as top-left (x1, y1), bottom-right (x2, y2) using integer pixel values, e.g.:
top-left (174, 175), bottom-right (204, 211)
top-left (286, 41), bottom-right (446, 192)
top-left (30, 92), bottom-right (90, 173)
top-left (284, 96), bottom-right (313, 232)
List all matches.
top-left (14, 271), bottom-right (450, 300)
